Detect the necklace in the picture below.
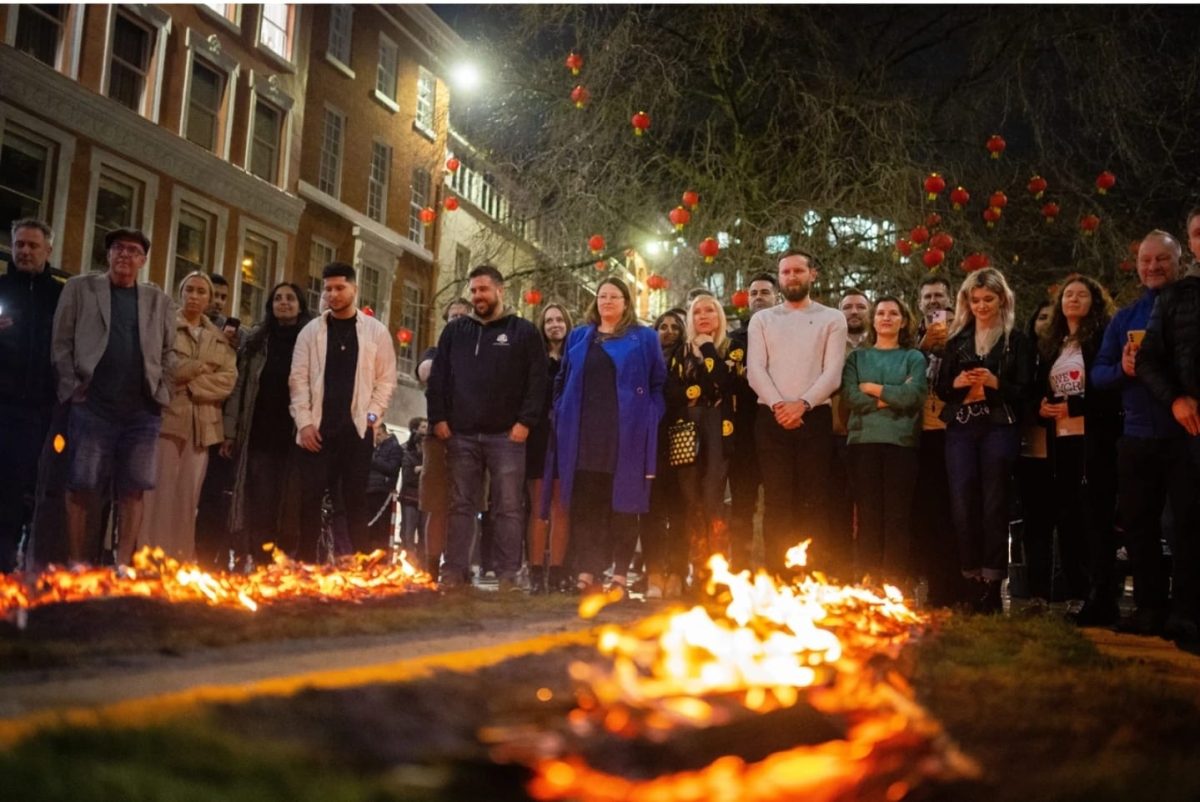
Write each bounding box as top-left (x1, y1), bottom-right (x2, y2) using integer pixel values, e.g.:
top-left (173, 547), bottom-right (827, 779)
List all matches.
top-left (329, 319), bottom-right (355, 352)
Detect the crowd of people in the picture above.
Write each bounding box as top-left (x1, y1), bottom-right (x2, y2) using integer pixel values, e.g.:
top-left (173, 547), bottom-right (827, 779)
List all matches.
top-left (3, 211), bottom-right (1200, 645)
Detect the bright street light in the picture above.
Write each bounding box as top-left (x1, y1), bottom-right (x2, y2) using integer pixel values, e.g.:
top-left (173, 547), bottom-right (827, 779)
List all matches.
top-left (451, 62), bottom-right (481, 93)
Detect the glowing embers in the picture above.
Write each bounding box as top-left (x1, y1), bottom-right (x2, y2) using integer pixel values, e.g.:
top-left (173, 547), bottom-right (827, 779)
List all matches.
top-left (520, 543), bottom-right (978, 801)
top-left (1, 546), bottom-right (433, 618)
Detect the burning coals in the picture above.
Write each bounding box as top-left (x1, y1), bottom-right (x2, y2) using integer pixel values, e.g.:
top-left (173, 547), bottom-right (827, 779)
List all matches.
top-left (495, 543), bottom-right (979, 802)
top-left (1, 546), bottom-right (433, 622)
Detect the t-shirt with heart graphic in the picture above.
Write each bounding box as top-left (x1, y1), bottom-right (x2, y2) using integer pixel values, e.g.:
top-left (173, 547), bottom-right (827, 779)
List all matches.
top-left (1049, 341), bottom-right (1085, 397)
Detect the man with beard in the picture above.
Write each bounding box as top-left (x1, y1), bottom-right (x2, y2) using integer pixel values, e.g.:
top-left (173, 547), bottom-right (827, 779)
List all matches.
top-left (426, 265), bottom-right (546, 591)
top-left (747, 249), bottom-right (847, 575)
top-left (828, 289), bottom-right (872, 577)
top-left (727, 273), bottom-right (778, 569)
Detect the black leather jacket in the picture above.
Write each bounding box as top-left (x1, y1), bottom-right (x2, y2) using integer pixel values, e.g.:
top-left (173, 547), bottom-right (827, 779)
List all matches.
top-left (1137, 274), bottom-right (1200, 407)
top-left (936, 323), bottom-right (1032, 427)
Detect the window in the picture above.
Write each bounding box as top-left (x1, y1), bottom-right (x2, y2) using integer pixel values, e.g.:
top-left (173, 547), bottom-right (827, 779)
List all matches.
top-left (367, 142), bottom-right (391, 223)
top-left (174, 206), bottom-right (213, 281)
top-left (408, 167), bottom-right (429, 245)
top-left (250, 99), bottom-right (282, 183)
top-left (327, 6), bottom-right (352, 66)
top-left (259, 4), bottom-right (294, 61)
top-left (318, 107), bottom-right (344, 196)
top-left (308, 239), bottom-right (334, 312)
top-left (359, 263), bottom-right (382, 313)
top-left (415, 67), bottom-right (436, 134)
top-left (0, 126), bottom-right (54, 253)
top-left (454, 244), bottom-right (470, 282)
top-left (202, 3), bottom-right (237, 22)
top-left (240, 232), bottom-right (275, 322)
top-left (185, 60), bottom-right (223, 151)
top-left (376, 35), bottom-right (398, 103)
top-left (397, 280), bottom-right (426, 375)
top-left (91, 170), bottom-right (143, 272)
top-left (15, 5), bottom-right (65, 68)
top-left (108, 12), bottom-right (151, 112)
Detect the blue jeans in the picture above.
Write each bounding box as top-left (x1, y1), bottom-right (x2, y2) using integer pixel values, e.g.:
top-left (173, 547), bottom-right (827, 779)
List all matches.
top-left (445, 432), bottom-right (526, 582)
top-left (945, 420), bottom-right (1018, 581)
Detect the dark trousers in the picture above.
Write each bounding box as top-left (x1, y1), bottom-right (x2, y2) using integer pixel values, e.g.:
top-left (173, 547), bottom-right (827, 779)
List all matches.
top-left (570, 470), bottom-right (638, 580)
top-left (1118, 436), bottom-right (1185, 615)
top-left (755, 404), bottom-right (835, 575)
top-left (945, 420), bottom-right (1018, 581)
top-left (1050, 433), bottom-right (1118, 604)
top-left (642, 466), bottom-right (687, 576)
top-left (297, 425), bottom-right (373, 563)
top-left (849, 442), bottom-right (918, 581)
top-left (239, 446), bottom-right (294, 557)
top-left (0, 402), bottom-right (51, 572)
top-left (194, 444), bottom-right (234, 566)
top-left (727, 428), bottom-right (760, 570)
top-left (1015, 455), bottom-right (1056, 599)
top-left (365, 491), bottom-right (393, 549)
top-left (1167, 438), bottom-right (1200, 622)
top-left (828, 435), bottom-right (855, 575)
top-left (676, 405), bottom-right (730, 568)
top-left (446, 432), bottom-right (525, 582)
top-left (911, 429), bottom-right (962, 604)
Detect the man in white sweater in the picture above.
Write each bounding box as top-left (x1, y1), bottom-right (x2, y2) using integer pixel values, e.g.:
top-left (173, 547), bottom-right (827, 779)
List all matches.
top-left (747, 249), bottom-right (848, 575)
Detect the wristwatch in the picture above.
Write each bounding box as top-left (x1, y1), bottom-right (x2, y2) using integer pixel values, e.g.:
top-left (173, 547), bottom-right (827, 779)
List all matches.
top-left (801, 399), bottom-right (812, 412)
top-left (367, 413), bottom-right (379, 426)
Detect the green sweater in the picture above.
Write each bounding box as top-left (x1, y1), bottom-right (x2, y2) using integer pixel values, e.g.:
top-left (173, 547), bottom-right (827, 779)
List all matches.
top-left (841, 346), bottom-right (928, 447)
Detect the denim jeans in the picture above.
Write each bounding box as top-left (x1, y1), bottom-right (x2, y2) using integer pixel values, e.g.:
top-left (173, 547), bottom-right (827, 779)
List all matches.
top-left (445, 432), bottom-right (526, 582)
top-left (945, 419), bottom-right (1018, 581)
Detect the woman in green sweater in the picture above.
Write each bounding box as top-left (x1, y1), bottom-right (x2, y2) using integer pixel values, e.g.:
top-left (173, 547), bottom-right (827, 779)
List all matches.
top-left (841, 295), bottom-right (928, 584)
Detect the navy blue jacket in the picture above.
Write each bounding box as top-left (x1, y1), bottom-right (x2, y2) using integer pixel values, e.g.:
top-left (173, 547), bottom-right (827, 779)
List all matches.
top-left (425, 309), bottom-right (546, 435)
top-left (1093, 289), bottom-right (1183, 439)
top-left (0, 259), bottom-right (66, 406)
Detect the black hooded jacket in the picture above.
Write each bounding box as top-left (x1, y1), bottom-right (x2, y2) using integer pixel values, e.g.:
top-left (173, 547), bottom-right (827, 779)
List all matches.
top-left (0, 259), bottom-right (66, 406)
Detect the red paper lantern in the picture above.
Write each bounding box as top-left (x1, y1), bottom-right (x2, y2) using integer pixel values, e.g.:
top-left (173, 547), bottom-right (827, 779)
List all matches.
top-left (1027, 175), bottom-right (1047, 199)
top-left (445, 157), bottom-right (460, 173)
top-left (930, 231), bottom-right (954, 252)
top-left (681, 190), bottom-right (700, 209)
top-left (983, 207), bottom-right (1002, 228)
top-left (950, 186), bottom-right (970, 211)
top-left (588, 234), bottom-right (606, 255)
top-left (647, 274), bottom-right (666, 290)
top-left (570, 85), bottom-right (590, 109)
top-left (922, 247), bottom-right (945, 269)
top-left (1080, 214), bottom-right (1101, 234)
top-left (443, 196), bottom-right (459, 212)
top-left (988, 190), bottom-right (1008, 211)
top-left (523, 289), bottom-right (543, 305)
top-left (925, 212), bottom-right (943, 228)
top-left (1120, 259), bottom-right (1136, 273)
top-left (896, 238), bottom-right (914, 258)
top-left (631, 111), bottom-right (651, 136)
top-left (396, 327), bottom-right (414, 347)
top-left (962, 252), bottom-right (992, 272)
top-left (1041, 202), bottom-right (1060, 224)
top-left (565, 52), bottom-right (583, 75)
top-left (361, 305), bottom-right (375, 317)
top-left (909, 225), bottom-right (930, 245)
top-left (419, 207), bottom-right (436, 226)
top-left (986, 134), bottom-right (1006, 159)
top-left (698, 236), bottom-right (720, 263)
top-left (923, 172), bottom-right (946, 201)
top-left (668, 206), bottom-right (691, 231)
top-left (594, 259), bottom-right (607, 271)
top-left (1096, 170), bottom-right (1117, 195)
top-left (731, 289), bottom-right (749, 309)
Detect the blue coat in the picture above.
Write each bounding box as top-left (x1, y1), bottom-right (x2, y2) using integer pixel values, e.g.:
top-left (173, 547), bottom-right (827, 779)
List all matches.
top-left (548, 323), bottom-right (666, 514)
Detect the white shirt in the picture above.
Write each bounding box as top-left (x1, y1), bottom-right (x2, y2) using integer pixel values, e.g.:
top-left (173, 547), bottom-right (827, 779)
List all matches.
top-left (1049, 341), bottom-right (1085, 398)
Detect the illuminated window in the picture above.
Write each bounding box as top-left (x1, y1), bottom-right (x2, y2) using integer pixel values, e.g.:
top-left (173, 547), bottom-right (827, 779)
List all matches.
top-left (258, 4), bottom-right (294, 61)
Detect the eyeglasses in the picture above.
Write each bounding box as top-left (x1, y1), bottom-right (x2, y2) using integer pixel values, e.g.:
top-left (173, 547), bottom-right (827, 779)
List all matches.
top-left (109, 243), bottom-right (145, 256)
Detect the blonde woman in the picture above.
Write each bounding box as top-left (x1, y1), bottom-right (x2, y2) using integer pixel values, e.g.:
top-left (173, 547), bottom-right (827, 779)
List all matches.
top-left (135, 271), bottom-right (237, 562)
top-left (935, 267), bottom-right (1032, 612)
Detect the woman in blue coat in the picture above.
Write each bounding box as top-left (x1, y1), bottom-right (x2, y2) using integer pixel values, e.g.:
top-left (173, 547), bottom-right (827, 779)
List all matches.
top-left (549, 277), bottom-right (666, 596)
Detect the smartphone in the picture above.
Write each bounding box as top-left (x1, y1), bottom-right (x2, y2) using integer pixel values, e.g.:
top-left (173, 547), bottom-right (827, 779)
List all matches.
top-left (1127, 330), bottom-right (1146, 347)
top-left (223, 317), bottom-right (241, 336)
top-left (960, 358), bottom-right (984, 371)
top-left (929, 309), bottom-right (947, 326)
top-left (1050, 395), bottom-right (1067, 405)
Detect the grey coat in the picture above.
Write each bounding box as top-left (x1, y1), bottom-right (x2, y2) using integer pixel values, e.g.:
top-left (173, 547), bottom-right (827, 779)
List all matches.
top-left (50, 272), bottom-right (176, 406)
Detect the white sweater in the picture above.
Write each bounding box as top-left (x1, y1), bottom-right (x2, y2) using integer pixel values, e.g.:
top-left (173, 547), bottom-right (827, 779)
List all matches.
top-left (747, 301), bottom-right (848, 409)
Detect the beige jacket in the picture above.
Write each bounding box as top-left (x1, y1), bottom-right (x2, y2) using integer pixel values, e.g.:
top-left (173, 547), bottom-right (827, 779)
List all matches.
top-left (289, 309), bottom-right (397, 439)
top-left (160, 314), bottom-right (237, 447)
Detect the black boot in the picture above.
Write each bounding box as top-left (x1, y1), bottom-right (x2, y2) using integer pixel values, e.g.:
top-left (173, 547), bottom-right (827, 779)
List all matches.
top-left (547, 565), bottom-right (568, 593)
top-left (975, 580), bottom-right (1003, 614)
top-left (528, 565), bottom-right (546, 594)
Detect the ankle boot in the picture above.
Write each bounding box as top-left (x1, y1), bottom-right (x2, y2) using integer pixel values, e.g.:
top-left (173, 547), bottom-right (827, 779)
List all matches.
top-left (548, 565), bottom-right (568, 593)
top-left (528, 565), bottom-right (546, 594)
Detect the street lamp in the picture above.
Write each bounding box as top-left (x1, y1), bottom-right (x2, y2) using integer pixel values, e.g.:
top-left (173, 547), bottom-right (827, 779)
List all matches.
top-left (451, 62), bottom-right (481, 93)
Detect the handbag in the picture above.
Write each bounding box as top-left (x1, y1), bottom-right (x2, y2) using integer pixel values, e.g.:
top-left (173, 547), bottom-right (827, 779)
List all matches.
top-left (667, 419), bottom-right (699, 467)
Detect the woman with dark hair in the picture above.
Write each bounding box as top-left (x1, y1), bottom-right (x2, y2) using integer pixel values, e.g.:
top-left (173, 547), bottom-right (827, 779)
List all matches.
top-left (642, 308), bottom-right (690, 598)
top-left (1033, 275), bottom-right (1121, 625)
top-left (527, 302), bottom-right (573, 592)
top-left (841, 295), bottom-right (927, 584)
top-left (222, 281), bottom-right (313, 561)
top-left (937, 268), bottom-right (1032, 613)
top-left (547, 277), bottom-right (665, 597)
top-left (1014, 300), bottom-right (1056, 602)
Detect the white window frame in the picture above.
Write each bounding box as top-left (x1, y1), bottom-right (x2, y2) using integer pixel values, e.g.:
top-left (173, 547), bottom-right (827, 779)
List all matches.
top-left (255, 4), bottom-right (297, 69)
top-left (326, 6), bottom-right (354, 75)
top-left (367, 139), bottom-right (391, 224)
top-left (317, 104), bottom-right (346, 198)
top-left (197, 3), bottom-right (242, 33)
top-left (3, 4), bottom-right (85, 79)
top-left (374, 33), bottom-right (400, 112)
top-left (0, 105), bottom-right (76, 259)
top-left (414, 66), bottom-right (436, 137)
top-left (244, 70), bottom-right (295, 188)
top-left (396, 279), bottom-right (426, 376)
top-left (165, 186), bottom-right (229, 296)
top-left (80, 149), bottom-right (159, 281)
top-left (234, 219), bottom-right (287, 323)
top-left (180, 29), bottom-right (240, 159)
top-left (308, 237), bottom-right (336, 313)
top-left (352, 234), bottom-right (397, 327)
top-left (100, 4), bottom-right (172, 123)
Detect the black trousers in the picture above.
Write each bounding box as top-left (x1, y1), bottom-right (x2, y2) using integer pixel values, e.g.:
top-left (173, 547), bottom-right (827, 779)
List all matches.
top-left (755, 404), bottom-right (835, 575)
top-left (297, 425), bottom-right (373, 563)
top-left (727, 425), bottom-right (760, 570)
top-left (849, 442), bottom-right (918, 581)
top-left (1050, 434), bottom-right (1118, 604)
top-left (675, 406), bottom-right (729, 569)
top-left (910, 429), bottom-right (962, 604)
top-left (1117, 436), bottom-right (1185, 616)
top-left (570, 470), bottom-right (638, 580)
top-left (1015, 454), bottom-right (1056, 599)
top-left (0, 402), bottom-right (51, 572)
top-left (642, 466), bottom-right (687, 576)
